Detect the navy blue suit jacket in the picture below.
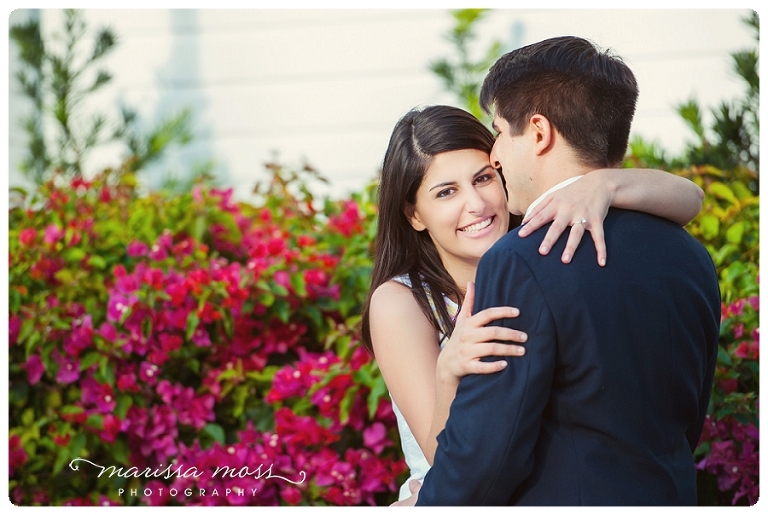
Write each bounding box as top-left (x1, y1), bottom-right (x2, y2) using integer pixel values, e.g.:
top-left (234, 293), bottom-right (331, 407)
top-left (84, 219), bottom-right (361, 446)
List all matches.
top-left (416, 208), bottom-right (720, 506)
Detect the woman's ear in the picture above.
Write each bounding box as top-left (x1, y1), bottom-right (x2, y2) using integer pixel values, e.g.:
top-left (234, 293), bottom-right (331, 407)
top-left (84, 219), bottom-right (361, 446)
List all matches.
top-left (529, 114), bottom-right (553, 156)
top-left (404, 204), bottom-right (426, 232)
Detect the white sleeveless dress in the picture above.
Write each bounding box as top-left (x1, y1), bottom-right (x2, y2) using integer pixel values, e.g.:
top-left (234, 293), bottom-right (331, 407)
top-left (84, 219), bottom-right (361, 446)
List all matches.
top-left (388, 275), bottom-right (458, 501)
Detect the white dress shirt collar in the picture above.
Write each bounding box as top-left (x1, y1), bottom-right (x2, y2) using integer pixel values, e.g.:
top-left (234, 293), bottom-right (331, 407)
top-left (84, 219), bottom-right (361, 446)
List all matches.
top-left (524, 175), bottom-right (585, 219)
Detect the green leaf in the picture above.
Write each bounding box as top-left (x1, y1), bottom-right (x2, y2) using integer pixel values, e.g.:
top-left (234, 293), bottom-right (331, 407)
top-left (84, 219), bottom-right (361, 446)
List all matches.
top-left (87, 254), bottom-right (107, 269)
top-left (725, 221), bottom-right (745, 245)
top-left (79, 351), bottom-right (101, 371)
top-left (367, 376), bottom-right (388, 420)
top-left (717, 345), bottom-right (733, 367)
top-left (232, 385), bottom-right (249, 418)
top-left (9, 288), bottom-right (22, 314)
top-left (290, 273), bottom-right (307, 297)
top-left (193, 215), bottom-right (206, 241)
top-left (274, 299), bottom-right (290, 323)
top-left (272, 283), bottom-right (289, 297)
top-left (111, 437), bottom-right (130, 465)
top-left (708, 182), bottom-right (737, 204)
top-left (52, 446), bottom-right (70, 475)
top-left (71, 432), bottom-right (87, 458)
top-left (64, 248), bottom-right (87, 262)
top-left (338, 385), bottom-right (359, 425)
top-left (204, 423), bottom-right (226, 445)
top-left (698, 215), bottom-right (720, 240)
top-left (186, 311), bottom-right (200, 341)
top-left (18, 318), bottom-right (35, 345)
top-left (115, 394), bottom-right (133, 419)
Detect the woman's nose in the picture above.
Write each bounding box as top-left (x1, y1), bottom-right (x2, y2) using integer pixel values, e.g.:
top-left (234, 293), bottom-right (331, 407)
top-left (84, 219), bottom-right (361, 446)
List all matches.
top-left (464, 187), bottom-right (486, 214)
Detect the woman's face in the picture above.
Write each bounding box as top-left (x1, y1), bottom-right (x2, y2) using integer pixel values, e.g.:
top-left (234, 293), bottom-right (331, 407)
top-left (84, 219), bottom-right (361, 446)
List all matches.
top-left (407, 149), bottom-right (510, 271)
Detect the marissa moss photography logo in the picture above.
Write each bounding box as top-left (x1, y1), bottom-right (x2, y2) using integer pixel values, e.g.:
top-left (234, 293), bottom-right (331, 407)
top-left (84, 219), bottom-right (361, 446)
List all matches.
top-left (69, 458), bottom-right (307, 500)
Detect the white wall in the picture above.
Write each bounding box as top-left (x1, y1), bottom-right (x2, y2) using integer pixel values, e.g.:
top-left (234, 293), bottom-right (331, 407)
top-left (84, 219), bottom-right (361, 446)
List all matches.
top-left (7, 8), bottom-right (757, 201)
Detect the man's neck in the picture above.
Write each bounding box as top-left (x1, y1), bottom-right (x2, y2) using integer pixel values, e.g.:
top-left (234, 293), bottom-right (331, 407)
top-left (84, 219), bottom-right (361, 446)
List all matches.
top-left (524, 175), bottom-right (585, 219)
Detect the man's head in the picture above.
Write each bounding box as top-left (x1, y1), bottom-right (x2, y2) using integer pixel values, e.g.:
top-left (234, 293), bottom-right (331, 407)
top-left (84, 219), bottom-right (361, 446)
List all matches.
top-left (480, 36), bottom-right (638, 213)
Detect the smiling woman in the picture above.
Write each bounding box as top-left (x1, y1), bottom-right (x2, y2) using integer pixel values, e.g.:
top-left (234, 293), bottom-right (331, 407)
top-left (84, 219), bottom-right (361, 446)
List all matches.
top-left (405, 149), bottom-right (509, 290)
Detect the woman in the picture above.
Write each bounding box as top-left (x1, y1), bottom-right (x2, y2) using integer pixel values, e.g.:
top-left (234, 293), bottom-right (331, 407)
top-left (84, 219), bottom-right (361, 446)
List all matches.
top-left (360, 105), bottom-right (703, 502)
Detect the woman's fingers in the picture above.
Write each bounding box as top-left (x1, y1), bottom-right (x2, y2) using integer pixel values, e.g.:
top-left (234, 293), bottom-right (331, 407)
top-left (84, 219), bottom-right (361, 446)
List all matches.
top-left (519, 195), bottom-right (554, 237)
top-left (537, 218), bottom-right (570, 256)
top-left (560, 221), bottom-right (586, 263)
top-left (456, 281), bottom-right (474, 320)
top-left (589, 221), bottom-right (607, 267)
top-left (468, 306), bottom-right (521, 327)
top-left (470, 325), bottom-right (528, 344)
top-left (465, 342), bottom-right (527, 374)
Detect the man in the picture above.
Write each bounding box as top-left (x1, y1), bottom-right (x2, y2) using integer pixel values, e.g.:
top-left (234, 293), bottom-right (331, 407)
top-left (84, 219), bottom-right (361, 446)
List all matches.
top-left (413, 36), bottom-right (721, 505)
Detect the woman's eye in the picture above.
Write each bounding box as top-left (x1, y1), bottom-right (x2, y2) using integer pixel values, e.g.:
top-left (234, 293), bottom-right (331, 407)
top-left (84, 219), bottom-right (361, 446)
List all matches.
top-left (475, 174), bottom-right (493, 184)
top-left (436, 188), bottom-right (455, 198)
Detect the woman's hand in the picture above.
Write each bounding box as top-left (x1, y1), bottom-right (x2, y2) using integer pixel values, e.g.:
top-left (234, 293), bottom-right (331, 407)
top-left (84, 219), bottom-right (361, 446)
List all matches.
top-left (518, 173), bottom-right (613, 267)
top-left (436, 282), bottom-right (527, 383)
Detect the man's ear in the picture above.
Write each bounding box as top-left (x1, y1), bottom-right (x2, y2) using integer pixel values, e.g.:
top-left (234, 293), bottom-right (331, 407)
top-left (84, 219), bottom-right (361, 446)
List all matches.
top-left (404, 204), bottom-right (426, 232)
top-left (529, 114), bottom-right (554, 156)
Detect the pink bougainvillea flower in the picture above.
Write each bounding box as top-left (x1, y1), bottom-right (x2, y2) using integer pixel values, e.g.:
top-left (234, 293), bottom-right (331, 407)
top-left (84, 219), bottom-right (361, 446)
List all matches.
top-left (165, 281), bottom-right (189, 307)
top-left (191, 327), bottom-right (211, 347)
top-left (139, 361), bottom-right (161, 386)
top-left (19, 228), bottom-right (36, 247)
top-left (362, 422), bottom-right (392, 454)
top-left (25, 354), bottom-right (45, 385)
top-left (158, 332), bottom-right (183, 353)
top-left (747, 295), bottom-right (759, 311)
top-left (54, 352), bottom-right (80, 385)
top-left (107, 293), bottom-right (136, 322)
top-left (96, 384), bottom-right (117, 413)
top-left (734, 340), bottom-right (759, 360)
top-left (273, 270), bottom-right (291, 290)
top-left (116, 364), bottom-right (139, 392)
top-left (280, 486), bottom-right (303, 506)
top-left (99, 413), bottom-right (126, 443)
top-left (9, 316), bottom-right (21, 345)
top-left (63, 315), bottom-right (93, 358)
top-left (43, 224), bottom-right (64, 245)
top-left (126, 240), bottom-right (149, 258)
top-left (729, 299), bottom-right (746, 317)
top-left (96, 322), bottom-right (117, 342)
top-left (9, 434), bottom-right (28, 476)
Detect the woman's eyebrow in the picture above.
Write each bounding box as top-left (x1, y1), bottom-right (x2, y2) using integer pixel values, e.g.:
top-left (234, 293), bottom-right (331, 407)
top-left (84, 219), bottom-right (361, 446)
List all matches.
top-left (428, 180), bottom-right (456, 192)
top-left (428, 165), bottom-right (493, 191)
top-left (474, 165), bottom-right (493, 177)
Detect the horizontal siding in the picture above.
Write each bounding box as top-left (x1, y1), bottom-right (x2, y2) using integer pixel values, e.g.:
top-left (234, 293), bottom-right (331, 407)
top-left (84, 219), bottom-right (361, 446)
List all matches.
top-left (8, 8), bottom-right (755, 199)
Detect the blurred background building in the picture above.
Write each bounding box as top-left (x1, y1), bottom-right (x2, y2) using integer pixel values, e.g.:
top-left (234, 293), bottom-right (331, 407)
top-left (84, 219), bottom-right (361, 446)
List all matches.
top-left (7, 8), bottom-right (756, 200)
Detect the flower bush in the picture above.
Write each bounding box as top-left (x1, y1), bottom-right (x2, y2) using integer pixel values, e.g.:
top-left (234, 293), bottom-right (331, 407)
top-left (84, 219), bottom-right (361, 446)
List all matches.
top-left (678, 165), bottom-right (759, 506)
top-left (8, 163), bottom-right (405, 506)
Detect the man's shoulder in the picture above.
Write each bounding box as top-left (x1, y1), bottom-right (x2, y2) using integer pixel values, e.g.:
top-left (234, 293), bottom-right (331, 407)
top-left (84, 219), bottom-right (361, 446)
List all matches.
top-left (486, 224), bottom-right (543, 257)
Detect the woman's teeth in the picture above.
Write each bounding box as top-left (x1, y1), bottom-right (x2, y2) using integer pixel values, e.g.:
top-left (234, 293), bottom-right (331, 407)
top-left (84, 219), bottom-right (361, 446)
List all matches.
top-left (460, 217), bottom-right (493, 233)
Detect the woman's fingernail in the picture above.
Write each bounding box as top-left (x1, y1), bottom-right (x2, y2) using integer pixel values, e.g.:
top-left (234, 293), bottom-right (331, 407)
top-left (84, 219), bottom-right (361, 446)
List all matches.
top-left (540, 245), bottom-right (548, 254)
top-left (600, 258), bottom-right (606, 266)
top-left (517, 347), bottom-right (525, 355)
top-left (563, 254), bottom-right (571, 263)
top-left (520, 334), bottom-right (528, 342)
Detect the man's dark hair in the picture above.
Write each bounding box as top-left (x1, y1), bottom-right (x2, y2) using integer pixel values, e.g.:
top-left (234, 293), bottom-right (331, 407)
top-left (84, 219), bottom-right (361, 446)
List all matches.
top-left (480, 36), bottom-right (639, 167)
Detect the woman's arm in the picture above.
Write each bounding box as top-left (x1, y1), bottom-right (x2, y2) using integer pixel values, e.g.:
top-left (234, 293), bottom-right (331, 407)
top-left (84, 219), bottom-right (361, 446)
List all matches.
top-left (519, 168), bottom-right (704, 266)
top-left (423, 282), bottom-right (526, 464)
top-left (369, 281), bottom-right (526, 466)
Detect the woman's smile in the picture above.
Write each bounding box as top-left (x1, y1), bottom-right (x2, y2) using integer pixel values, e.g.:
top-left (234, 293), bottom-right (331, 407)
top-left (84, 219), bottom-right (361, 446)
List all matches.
top-left (458, 215), bottom-right (497, 236)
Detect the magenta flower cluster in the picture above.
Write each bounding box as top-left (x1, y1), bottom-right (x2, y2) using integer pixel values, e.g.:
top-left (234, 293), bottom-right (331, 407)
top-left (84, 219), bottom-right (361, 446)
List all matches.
top-left (9, 171), bottom-right (406, 506)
